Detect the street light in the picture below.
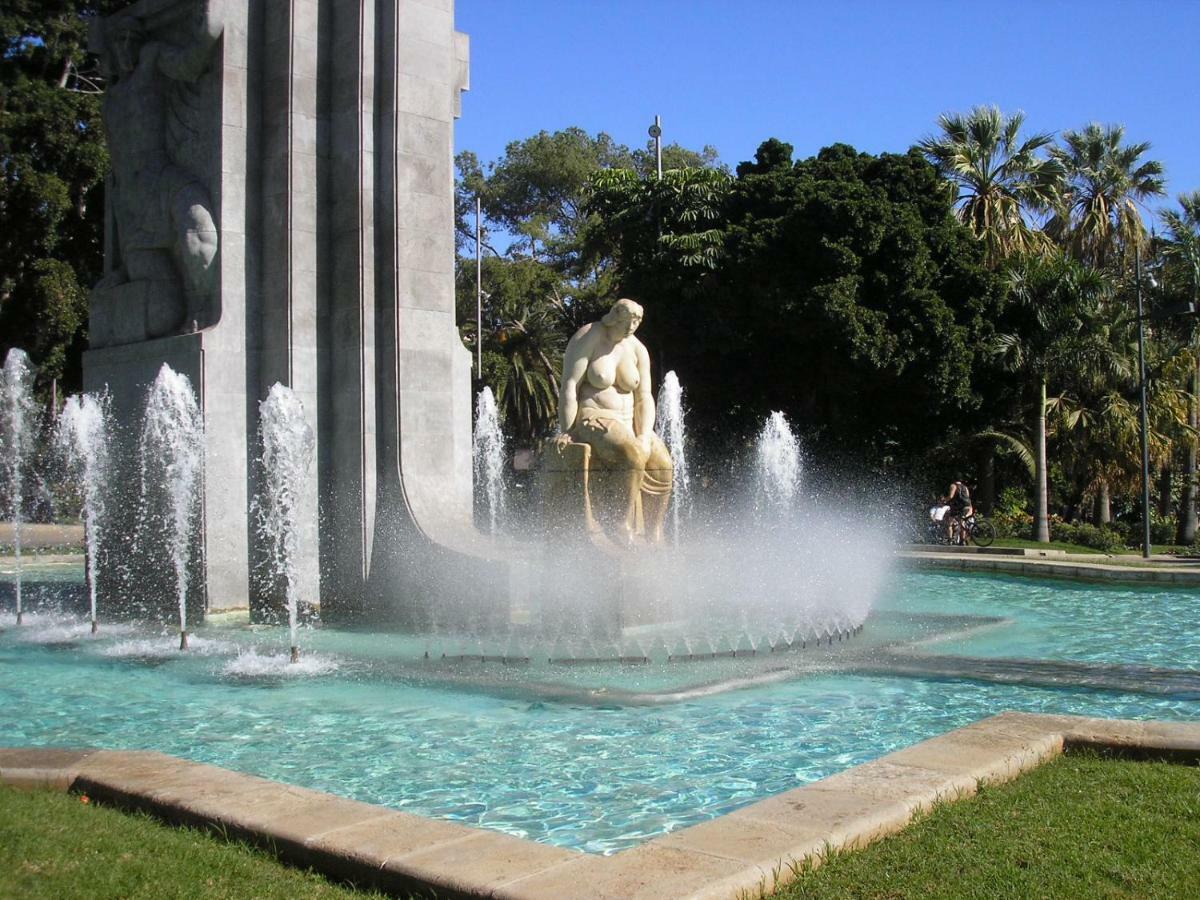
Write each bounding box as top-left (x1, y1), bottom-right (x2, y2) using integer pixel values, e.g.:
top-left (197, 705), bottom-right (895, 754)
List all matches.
top-left (1134, 236), bottom-right (1198, 558)
top-left (1135, 242), bottom-right (1152, 558)
top-left (648, 116), bottom-right (662, 181)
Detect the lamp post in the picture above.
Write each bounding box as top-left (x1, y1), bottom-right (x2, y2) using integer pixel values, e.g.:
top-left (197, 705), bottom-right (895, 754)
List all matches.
top-left (1135, 243), bottom-right (1152, 558)
top-left (475, 195), bottom-right (482, 379)
top-left (648, 116), bottom-right (662, 181)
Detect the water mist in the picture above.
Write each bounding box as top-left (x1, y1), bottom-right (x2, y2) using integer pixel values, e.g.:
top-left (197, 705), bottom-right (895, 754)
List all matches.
top-left (655, 371), bottom-right (691, 543)
top-left (472, 387), bottom-right (506, 533)
top-left (256, 384), bottom-right (315, 662)
top-left (1, 349), bottom-right (36, 625)
top-left (139, 365), bottom-right (204, 650)
top-left (55, 393), bottom-right (111, 634)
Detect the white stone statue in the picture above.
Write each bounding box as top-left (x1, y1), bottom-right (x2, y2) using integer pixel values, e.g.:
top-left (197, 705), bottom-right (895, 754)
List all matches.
top-left (551, 299), bottom-right (673, 545)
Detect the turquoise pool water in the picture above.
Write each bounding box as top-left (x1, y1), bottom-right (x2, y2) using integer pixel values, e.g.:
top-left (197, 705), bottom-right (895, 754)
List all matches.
top-left (1, 566), bottom-right (1197, 854)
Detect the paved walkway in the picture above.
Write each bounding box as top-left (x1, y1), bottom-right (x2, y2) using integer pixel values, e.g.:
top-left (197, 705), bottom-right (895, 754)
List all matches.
top-left (898, 546), bottom-right (1200, 586)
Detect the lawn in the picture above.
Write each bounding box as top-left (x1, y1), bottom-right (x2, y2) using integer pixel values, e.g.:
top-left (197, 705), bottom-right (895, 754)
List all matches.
top-left (777, 750), bottom-right (1200, 899)
top-left (0, 785), bottom-right (383, 900)
top-left (3, 752), bottom-right (1198, 898)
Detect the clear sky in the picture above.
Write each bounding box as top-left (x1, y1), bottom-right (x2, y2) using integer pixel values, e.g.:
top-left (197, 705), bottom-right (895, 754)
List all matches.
top-left (455, 0), bottom-right (1200, 217)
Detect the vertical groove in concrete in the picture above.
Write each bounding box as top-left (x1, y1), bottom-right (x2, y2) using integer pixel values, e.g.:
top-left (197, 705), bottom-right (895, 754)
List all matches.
top-left (322, 0), bottom-right (378, 614)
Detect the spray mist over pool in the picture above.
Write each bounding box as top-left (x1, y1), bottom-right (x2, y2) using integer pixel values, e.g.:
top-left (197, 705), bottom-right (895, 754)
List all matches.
top-left (433, 389), bottom-right (885, 666)
top-left (55, 393), bottom-right (111, 634)
top-left (1, 349), bottom-right (36, 625)
top-left (256, 383), bottom-right (315, 662)
top-left (139, 365), bottom-right (204, 650)
top-left (472, 387), bottom-right (506, 534)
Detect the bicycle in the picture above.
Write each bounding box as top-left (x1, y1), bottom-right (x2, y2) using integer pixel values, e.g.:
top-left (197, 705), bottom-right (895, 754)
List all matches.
top-left (951, 512), bottom-right (995, 547)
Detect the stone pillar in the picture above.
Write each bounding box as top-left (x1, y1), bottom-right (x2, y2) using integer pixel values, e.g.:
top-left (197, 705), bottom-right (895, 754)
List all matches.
top-left (86, 0), bottom-right (484, 623)
top-left (85, 0), bottom-right (252, 616)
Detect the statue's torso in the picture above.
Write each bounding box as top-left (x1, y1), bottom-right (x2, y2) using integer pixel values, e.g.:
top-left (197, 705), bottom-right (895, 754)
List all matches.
top-left (577, 335), bottom-right (640, 426)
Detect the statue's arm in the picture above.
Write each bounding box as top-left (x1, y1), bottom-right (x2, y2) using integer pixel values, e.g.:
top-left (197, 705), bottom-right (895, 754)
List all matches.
top-left (632, 341), bottom-right (655, 449)
top-left (557, 328), bottom-right (590, 438)
top-left (155, 1), bottom-right (224, 81)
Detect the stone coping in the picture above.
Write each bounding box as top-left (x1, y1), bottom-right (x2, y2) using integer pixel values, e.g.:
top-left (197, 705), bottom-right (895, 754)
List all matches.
top-left (4, 712), bottom-right (1199, 898)
top-left (898, 549), bottom-right (1200, 586)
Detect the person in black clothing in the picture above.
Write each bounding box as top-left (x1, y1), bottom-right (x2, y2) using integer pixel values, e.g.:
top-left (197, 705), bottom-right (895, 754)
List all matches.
top-left (946, 480), bottom-right (973, 545)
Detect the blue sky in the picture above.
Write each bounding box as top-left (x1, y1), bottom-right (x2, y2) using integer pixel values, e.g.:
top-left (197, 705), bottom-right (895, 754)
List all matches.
top-left (455, 0), bottom-right (1200, 217)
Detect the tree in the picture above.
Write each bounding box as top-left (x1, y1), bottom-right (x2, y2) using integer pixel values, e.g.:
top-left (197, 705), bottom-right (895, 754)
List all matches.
top-left (0, 2), bottom-right (122, 395)
top-left (455, 256), bottom-right (566, 445)
top-left (994, 254), bottom-right (1114, 541)
top-left (1049, 123), bottom-right (1166, 269)
top-left (587, 139), bottom-right (1007, 468)
top-left (919, 106), bottom-right (1063, 268)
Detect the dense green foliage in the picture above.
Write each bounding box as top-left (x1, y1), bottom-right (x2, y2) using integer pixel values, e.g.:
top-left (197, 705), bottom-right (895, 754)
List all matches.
top-left (591, 141), bottom-right (1007, 466)
top-left (0, 785), bottom-right (382, 898)
top-left (776, 751), bottom-right (1200, 899)
top-left (0, 2), bottom-right (120, 393)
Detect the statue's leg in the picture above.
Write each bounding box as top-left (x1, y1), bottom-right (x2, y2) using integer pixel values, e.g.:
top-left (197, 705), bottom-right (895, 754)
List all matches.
top-left (575, 417), bottom-right (646, 544)
top-left (641, 435), bottom-right (674, 544)
top-left (170, 179), bottom-right (218, 330)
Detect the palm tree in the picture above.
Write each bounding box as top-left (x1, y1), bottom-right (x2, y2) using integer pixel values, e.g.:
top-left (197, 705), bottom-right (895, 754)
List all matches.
top-left (919, 106), bottom-right (1063, 267)
top-left (994, 254), bottom-right (1114, 541)
top-left (1161, 192), bottom-right (1200, 542)
top-left (1049, 123), bottom-right (1166, 269)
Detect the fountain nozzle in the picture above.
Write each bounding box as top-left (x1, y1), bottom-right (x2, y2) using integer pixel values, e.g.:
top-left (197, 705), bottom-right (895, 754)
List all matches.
top-left (15, 611), bottom-right (23, 625)
top-left (290, 646), bottom-right (300, 664)
top-left (91, 619), bottom-right (98, 635)
top-left (179, 630), bottom-right (189, 651)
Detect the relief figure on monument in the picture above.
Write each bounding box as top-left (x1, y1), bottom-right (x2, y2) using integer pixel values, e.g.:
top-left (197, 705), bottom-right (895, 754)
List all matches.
top-left (93, 3), bottom-right (223, 342)
top-left (549, 298), bottom-right (673, 546)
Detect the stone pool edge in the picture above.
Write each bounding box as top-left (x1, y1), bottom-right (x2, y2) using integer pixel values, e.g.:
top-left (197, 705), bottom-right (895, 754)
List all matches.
top-left (897, 549), bottom-right (1200, 585)
top-left (3, 712), bottom-right (1199, 899)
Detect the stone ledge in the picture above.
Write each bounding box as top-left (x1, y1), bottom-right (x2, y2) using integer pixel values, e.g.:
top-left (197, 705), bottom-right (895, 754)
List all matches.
top-left (3, 712), bottom-right (1199, 898)
top-left (897, 550), bottom-right (1200, 586)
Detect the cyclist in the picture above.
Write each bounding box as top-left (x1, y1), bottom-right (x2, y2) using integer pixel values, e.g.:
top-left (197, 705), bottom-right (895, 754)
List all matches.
top-left (946, 480), bottom-right (973, 545)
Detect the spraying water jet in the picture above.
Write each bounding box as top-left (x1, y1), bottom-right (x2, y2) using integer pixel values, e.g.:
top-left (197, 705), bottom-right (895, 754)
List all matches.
top-left (1, 349), bottom-right (35, 626)
top-left (140, 365), bottom-right (204, 651)
top-left (256, 383), bottom-right (315, 663)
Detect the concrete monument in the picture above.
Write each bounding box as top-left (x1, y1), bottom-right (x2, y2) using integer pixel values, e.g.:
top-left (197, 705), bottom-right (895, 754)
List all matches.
top-left (84, 0), bottom-right (481, 621)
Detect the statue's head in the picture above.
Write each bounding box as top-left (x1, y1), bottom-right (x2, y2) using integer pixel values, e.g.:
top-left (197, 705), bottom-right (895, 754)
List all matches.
top-left (109, 16), bottom-right (145, 75)
top-left (601, 298), bottom-right (644, 338)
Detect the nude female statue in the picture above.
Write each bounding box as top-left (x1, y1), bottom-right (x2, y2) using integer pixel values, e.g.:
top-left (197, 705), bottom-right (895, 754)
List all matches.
top-left (554, 299), bottom-right (673, 544)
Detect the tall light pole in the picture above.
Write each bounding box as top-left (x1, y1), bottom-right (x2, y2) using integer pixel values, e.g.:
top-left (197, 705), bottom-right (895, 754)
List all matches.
top-left (649, 115), bottom-right (662, 181)
top-left (1135, 243), bottom-right (1153, 558)
top-left (475, 195), bottom-right (482, 379)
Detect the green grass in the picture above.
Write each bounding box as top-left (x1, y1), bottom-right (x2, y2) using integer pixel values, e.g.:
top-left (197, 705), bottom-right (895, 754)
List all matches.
top-left (0, 785), bottom-right (385, 899)
top-left (775, 751), bottom-right (1200, 899)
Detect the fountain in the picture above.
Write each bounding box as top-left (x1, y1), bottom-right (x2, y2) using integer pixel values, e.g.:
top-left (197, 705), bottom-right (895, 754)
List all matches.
top-left (139, 365), bottom-right (204, 650)
top-left (1, 349), bottom-right (36, 625)
top-left (55, 393), bottom-right (111, 634)
top-left (655, 370), bottom-right (691, 543)
top-left (256, 383), bottom-right (315, 663)
top-left (472, 387), bottom-right (507, 534)
top-left (755, 411), bottom-right (802, 513)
